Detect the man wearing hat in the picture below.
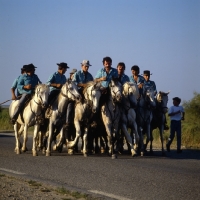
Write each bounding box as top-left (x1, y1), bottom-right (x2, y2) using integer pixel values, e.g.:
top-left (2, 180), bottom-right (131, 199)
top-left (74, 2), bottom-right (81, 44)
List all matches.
top-left (72, 60), bottom-right (93, 88)
top-left (10, 64), bottom-right (41, 124)
top-left (129, 65), bottom-right (144, 95)
top-left (166, 97), bottom-right (185, 153)
top-left (11, 65), bottom-right (27, 100)
top-left (46, 62), bottom-right (69, 104)
top-left (68, 68), bottom-right (77, 81)
top-left (142, 70), bottom-right (169, 130)
top-left (143, 70), bottom-right (157, 95)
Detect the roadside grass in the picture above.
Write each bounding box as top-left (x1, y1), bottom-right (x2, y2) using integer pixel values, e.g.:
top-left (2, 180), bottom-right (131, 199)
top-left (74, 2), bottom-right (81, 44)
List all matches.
top-left (1, 175), bottom-right (97, 200)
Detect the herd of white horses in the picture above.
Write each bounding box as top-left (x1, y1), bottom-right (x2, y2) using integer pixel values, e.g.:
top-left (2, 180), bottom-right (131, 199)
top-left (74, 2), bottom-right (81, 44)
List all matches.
top-left (9, 80), bottom-right (169, 159)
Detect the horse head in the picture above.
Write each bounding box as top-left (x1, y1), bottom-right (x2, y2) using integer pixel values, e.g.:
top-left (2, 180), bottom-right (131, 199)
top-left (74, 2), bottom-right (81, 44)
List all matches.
top-left (143, 86), bottom-right (156, 109)
top-left (109, 79), bottom-right (122, 103)
top-left (34, 84), bottom-right (50, 109)
top-left (83, 81), bottom-right (102, 113)
top-left (123, 82), bottom-right (139, 108)
top-left (61, 80), bottom-right (81, 102)
top-left (156, 91), bottom-right (170, 113)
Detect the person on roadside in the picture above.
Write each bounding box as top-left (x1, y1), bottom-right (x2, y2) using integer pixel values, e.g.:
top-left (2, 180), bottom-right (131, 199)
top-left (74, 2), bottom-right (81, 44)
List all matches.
top-left (166, 97), bottom-right (185, 153)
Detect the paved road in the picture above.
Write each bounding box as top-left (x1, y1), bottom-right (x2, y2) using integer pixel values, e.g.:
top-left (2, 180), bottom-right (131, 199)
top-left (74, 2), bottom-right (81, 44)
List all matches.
top-left (0, 132), bottom-right (200, 200)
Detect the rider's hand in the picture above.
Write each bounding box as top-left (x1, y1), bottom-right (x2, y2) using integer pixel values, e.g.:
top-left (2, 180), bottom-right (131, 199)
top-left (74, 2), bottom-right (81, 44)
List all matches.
top-left (56, 83), bottom-right (62, 88)
top-left (24, 84), bottom-right (32, 90)
top-left (138, 83), bottom-right (143, 89)
top-left (101, 77), bottom-right (106, 81)
top-left (11, 94), bottom-right (17, 100)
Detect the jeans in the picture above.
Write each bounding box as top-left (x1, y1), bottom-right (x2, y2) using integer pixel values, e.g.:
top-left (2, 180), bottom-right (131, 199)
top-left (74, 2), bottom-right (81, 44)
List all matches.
top-left (168, 120), bottom-right (182, 150)
top-left (12, 93), bottom-right (31, 120)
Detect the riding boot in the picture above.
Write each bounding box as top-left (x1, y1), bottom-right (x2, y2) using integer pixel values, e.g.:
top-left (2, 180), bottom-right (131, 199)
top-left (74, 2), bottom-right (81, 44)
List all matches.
top-left (11, 101), bottom-right (25, 125)
top-left (65, 102), bottom-right (74, 127)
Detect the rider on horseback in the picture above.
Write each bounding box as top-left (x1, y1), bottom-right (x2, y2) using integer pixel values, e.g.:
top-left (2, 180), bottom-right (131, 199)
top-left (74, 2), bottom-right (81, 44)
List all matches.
top-left (142, 70), bottom-right (169, 130)
top-left (129, 65), bottom-right (144, 97)
top-left (11, 65), bottom-right (27, 100)
top-left (10, 64), bottom-right (41, 124)
top-left (117, 62), bottom-right (130, 85)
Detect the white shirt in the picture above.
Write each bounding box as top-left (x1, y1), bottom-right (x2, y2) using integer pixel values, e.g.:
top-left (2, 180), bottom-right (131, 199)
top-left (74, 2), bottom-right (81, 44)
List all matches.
top-left (168, 105), bottom-right (184, 121)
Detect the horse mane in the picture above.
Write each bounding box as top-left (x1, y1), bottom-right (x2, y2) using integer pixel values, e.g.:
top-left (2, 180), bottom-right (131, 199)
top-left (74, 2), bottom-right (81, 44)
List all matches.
top-left (82, 81), bottom-right (101, 94)
top-left (123, 82), bottom-right (139, 97)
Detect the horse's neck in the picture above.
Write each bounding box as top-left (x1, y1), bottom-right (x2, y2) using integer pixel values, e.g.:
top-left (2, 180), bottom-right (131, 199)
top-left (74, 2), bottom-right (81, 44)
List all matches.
top-left (122, 96), bottom-right (131, 109)
top-left (29, 97), bottom-right (42, 113)
top-left (57, 94), bottom-right (69, 112)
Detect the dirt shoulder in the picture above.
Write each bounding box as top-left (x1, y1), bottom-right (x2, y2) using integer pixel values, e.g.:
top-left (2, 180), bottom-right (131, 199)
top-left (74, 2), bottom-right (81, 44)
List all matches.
top-left (0, 173), bottom-right (101, 200)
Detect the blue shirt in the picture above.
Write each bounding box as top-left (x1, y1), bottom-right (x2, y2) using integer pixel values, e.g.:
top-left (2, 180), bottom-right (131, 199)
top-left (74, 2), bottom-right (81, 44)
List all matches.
top-left (17, 73), bottom-right (41, 94)
top-left (95, 67), bottom-right (118, 88)
top-left (129, 75), bottom-right (144, 94)
top-left (118, 74), bottom-right (130, 85)
top-left (129, 75), bottom-right (144, 85)
top-left (46, 72), bottom-right (67, 92)
top-left (11, 75), bottom-right (22, 96)
top-left (72, 70), bottom-right (93, 85)
top-left (143, 80), bottom-right (157, 95)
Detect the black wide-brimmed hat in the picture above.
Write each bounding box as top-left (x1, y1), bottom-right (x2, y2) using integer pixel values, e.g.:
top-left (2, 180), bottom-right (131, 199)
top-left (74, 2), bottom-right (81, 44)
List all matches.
top-left (173, 97), bottom-right (181, 103)
top-left (143, 70), bottom-right (152, 76)
top-left (57, 62), bottom-right (69, 68)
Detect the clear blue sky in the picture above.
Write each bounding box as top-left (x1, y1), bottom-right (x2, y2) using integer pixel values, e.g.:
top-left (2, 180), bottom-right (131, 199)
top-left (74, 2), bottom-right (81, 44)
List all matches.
top-left (0, 0), bottom-right (200, 106)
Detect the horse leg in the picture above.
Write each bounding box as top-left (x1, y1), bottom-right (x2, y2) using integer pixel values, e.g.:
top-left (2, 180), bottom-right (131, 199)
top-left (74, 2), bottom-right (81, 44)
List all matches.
top-left (46, 122), bottom-right (54, 156)
top-left (53, 127), bottom-right (65, 153)
top-left (32, 124), bottom-right (40, 156)
top-left (160, 125), bottom-right (165, 156)
top-left (67, 120), bottom-right (81, 154)
top-left (133, 121), bottom-right (139, 151)
top-left (121, 124), bottom-right (136, 157)
top-left (138, 127), bottom-right (144, 156)
top-left (82, 127), bottom-right (88, 157)
top-left (14, 123), bottom-right (21, 154)
top-left (149, 129), bottom-right (153, 154)
top-left (21, 124), bottom-right (28, 152)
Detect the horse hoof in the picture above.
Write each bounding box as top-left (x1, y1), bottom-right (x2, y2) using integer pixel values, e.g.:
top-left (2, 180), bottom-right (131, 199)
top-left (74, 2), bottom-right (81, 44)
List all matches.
top-left (68, 149), bottom-right (74, 155)
top-left (16, 149), bottom-right (21, 154)
top-left (46, 152), bottom-right (51, 156)
top-left (112, 154), bottom-right (117, 159)
top-left (141, 152), bottom-right (144, 156)
top-left (131, 150), bottom-right (137, 157)
top-left (84, 153), bottom-right (88, 157)
top-left (53, 144), bottom-right (57, 151)
top-left (32, 152), bottom-right (38, 156)
top-left (42, 149), bottom-right (46, 154)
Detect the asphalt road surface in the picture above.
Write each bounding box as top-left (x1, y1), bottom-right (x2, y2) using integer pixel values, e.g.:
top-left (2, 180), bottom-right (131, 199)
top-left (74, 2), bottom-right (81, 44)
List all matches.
top-left (0, 132), bottom-right (200, 200)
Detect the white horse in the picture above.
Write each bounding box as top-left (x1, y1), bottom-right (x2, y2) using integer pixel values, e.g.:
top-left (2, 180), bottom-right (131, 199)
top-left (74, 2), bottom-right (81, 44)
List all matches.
top-left (147, 91), bottom-right (170, 155)
top-left (9, 84), bottom-right (49, 156)
top-left (45, 80), bottom-right (81, 156)
top-left (137, 86), bottom-right (156, 156)
top-left (67, 81), bottom-right (103, 157)
top-left (101, 79), bottom-right (122, 159)
top-left (120, 82), bottom-right (140, 156)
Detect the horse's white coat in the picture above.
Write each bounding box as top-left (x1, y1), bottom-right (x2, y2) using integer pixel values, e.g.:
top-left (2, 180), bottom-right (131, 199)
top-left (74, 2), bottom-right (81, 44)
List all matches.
top-left (101, 80), bottom-right (122, 157)
top-left (120, 82), bottom-right (139, 156)
top-left (67, 81), bottom-right (102, 156)
top-left (9, 84), bottom-right (49, 156)
top-left (45, 80), bottom-right (81, 156)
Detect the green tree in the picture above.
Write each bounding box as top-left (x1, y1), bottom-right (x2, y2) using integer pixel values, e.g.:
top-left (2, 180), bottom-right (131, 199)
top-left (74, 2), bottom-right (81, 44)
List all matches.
top-left (182, 92), bottom-right (200, 147)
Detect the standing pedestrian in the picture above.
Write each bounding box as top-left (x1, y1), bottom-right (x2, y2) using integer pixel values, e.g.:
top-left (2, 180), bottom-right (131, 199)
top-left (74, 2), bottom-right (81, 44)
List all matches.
top-left (166, 97), bottom-right (185, 153)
